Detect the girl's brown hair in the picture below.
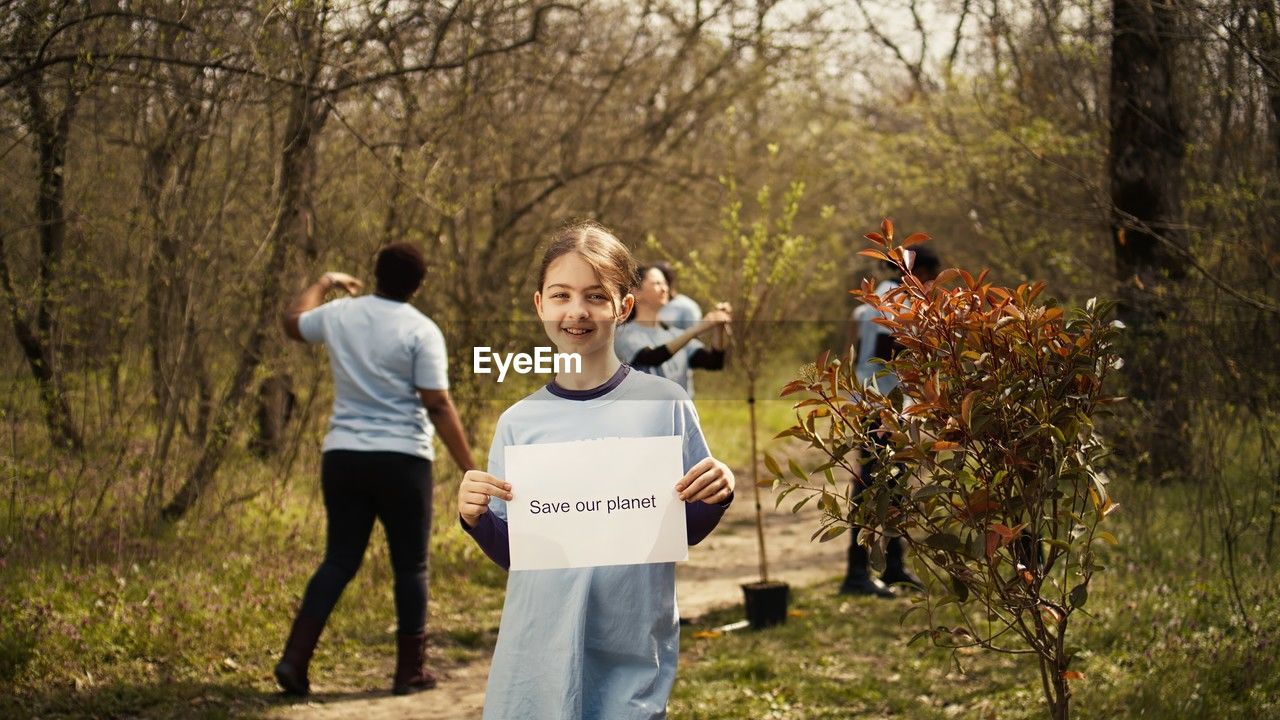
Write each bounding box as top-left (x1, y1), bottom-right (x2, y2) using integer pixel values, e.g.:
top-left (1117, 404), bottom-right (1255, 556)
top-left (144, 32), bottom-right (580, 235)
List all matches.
top-left (538, 220), bottom-right (636, 313)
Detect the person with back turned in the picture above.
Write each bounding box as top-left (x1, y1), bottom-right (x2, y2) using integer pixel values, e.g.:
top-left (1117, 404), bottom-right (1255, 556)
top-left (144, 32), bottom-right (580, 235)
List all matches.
top-left (275, 243), bottom-right (476, 696)
top-left (840, 245), bottom-right (941, 597)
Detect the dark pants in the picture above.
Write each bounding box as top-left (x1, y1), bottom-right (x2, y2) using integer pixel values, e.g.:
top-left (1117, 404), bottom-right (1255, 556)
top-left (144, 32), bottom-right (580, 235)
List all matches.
top-left (843, 421), bottom-right (906, 581)
top-left (295, 450), bottom-right (432, 635)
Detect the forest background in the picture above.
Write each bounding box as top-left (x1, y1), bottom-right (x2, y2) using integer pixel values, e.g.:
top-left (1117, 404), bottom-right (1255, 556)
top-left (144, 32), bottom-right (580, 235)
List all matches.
top-left (1, 0), bottom-right (1278, 717)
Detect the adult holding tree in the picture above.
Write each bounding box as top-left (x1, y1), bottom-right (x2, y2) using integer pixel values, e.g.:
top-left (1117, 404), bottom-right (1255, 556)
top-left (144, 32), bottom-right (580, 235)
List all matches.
top-left (839, 246), bottom-right (941, 597)
top-left (615, 263), bottom-right (731, 395)
top-left (654, 261), bottom-right (709, 395)
top-left (275, 243), bottom-right (476, 697)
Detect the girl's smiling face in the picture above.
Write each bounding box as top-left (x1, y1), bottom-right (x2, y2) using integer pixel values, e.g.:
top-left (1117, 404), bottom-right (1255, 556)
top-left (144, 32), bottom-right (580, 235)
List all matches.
top-left (534, 251), bottom-right (634, 359)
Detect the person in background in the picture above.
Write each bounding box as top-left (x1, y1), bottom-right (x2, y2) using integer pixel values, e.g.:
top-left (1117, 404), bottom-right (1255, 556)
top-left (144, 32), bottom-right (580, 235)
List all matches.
top-left (655, 261), bottom-right (702, 330)
top-left (275, 243), bottom-right (476, 696)
top-left (615, 264), bottom-right (730, 395)
top-left (840, 245), bottom-right (941, 597)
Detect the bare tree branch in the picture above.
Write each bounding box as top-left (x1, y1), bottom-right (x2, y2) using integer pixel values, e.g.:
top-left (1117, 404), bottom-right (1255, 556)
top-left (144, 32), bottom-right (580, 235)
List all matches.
top-left (326, 3), bottom-right (575, 94)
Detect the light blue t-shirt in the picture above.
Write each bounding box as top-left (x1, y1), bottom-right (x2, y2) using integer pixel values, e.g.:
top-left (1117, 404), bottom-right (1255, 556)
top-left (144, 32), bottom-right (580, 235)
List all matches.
top-left (854, 279), bottom-right (900, 396)
top-left (657, 293), bottom-right (702, 330)
top-left (482, 370), bottom-right (711, 720)
top-left (614, 322), bottom-right (704, 394)
top-left (298, 295), bottom-right (449, 460)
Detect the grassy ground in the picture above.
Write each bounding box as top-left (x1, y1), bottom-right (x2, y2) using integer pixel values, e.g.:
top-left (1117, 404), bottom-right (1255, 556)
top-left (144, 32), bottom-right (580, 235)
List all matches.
top-left (673, 478), bottom-right (1280, 720)
top-left (674, 575), bottom-right (1279, 720)
top-left (0, 491), bottom-right (508, 719)
top-left (689, 362), bottom-right (814, 471)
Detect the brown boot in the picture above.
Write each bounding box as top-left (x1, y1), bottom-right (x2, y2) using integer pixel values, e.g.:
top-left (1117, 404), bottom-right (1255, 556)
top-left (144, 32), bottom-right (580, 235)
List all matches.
top-left (275, 615), bottom-right (324, 697)
top-left (392, 632), bottom-right (437, 695)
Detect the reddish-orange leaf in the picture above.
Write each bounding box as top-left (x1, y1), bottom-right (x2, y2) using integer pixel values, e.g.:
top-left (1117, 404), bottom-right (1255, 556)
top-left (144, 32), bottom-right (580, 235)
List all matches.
top-left (984, 531), bottom-right (1001, 559)
top-left (969, 498), bottom-right (1001, 516)
top-left (1060, 671), bottom-right (1085, 681)
top-left (901, 232), bottom-right (931, 247)
top-left (956, 489), bottom-right (1001, 520)
top-left (858, 248), bottom-right (891, 262)
top-left (881, 217), bottom-right (894, 239)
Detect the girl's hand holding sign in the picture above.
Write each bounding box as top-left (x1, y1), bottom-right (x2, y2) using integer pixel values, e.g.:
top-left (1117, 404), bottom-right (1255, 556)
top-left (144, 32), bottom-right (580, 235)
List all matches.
top-left (677, 457), bottom-right (735, 505)
top-left (458, 470), bottom-right (512, 528)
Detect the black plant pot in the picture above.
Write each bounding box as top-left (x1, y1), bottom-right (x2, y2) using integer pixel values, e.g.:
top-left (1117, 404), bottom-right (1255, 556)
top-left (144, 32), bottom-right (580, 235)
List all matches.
top-left (741, 580), bottom-right (790, 629)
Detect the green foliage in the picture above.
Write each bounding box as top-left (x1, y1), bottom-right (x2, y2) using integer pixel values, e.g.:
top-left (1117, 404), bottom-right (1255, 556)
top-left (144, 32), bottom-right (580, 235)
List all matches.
top-left (767, 220), bottom-right (1123, 719)
top-left (650, 168), bottom-right (833, 388)
top-left (652, 165), bottom-right (839, 584)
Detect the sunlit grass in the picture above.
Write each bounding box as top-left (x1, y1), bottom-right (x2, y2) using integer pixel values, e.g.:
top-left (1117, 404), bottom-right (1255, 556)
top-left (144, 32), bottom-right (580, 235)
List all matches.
top-left (0, 475), bottom-right (506, 719)
top-left (669, 467), bottom-right (1280, 720)
top-left (693, 361), bottom-right (814, 473)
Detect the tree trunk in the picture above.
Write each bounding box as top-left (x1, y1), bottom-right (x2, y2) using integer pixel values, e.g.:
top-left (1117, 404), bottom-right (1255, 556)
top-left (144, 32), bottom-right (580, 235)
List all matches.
top-left (1256, 0), bottom-right (1280, 173)
top-left (161, 12), bottom-right (329, 521)
top-left (1, 11), bottom-right (84, 452)
top-left (0, 236), bottom-right (82, 451)
top-left (1108, 0), bottom-right (1189, 481)
top-left (748, 377), bottom-right (770, 582)
top-left (249, 373), bottom-right (297, 458)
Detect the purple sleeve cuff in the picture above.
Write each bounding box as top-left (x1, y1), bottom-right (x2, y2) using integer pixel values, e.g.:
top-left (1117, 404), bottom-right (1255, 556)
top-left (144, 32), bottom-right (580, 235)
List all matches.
top-left (460, 512), bottom-right (510, 571)
top-left (686, 492), bottom-right (734, 546)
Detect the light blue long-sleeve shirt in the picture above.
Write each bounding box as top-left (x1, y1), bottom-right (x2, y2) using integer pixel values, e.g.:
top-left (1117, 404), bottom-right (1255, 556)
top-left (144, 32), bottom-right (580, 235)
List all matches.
top-left (478, 368), bottom-right (725, 720)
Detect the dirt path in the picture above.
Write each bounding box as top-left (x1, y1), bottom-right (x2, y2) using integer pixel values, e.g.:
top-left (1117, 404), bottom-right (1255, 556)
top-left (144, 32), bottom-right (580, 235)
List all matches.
top-left (269, 484), bottom-right (843, 720)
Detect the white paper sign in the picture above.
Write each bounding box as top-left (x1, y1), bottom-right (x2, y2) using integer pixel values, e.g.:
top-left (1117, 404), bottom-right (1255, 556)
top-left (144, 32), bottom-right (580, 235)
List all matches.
top-left (504, 436), bottom-right (688, 571)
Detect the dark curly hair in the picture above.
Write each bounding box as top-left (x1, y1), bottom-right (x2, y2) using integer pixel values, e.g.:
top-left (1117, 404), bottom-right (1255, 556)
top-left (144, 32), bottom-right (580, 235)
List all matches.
top-left (374, 243), bottom-right (427, 301)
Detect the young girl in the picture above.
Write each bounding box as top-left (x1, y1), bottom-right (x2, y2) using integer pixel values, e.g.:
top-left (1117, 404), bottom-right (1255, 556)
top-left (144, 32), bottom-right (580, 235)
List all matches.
top-left (459, 222), bottom-right (735, 719)
top-left (614, 264), bottom-right (731, 395)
